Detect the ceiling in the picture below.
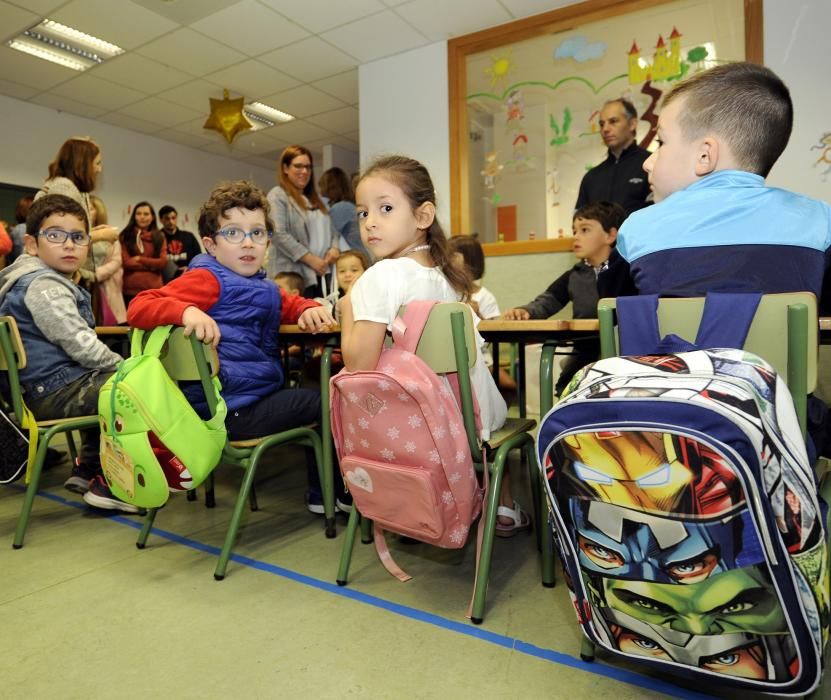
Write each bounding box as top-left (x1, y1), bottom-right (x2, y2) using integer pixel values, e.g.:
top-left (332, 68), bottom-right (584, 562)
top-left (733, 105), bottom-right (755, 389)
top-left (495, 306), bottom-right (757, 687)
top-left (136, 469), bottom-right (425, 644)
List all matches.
top-left (0, 0), bottom-right (570, 169)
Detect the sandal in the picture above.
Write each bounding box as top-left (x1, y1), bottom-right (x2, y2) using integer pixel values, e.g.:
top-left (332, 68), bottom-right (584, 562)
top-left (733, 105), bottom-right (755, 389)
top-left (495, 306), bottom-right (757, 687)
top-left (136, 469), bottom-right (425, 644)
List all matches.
top-left (494, 501), bottom-right (531, 538)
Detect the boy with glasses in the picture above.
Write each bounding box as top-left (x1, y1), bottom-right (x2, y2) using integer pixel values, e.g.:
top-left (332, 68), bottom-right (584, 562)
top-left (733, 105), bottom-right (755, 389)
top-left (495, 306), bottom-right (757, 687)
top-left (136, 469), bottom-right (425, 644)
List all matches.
top-left (128, 181), bottom-right (344, 514)
top-left (0, 194), bottom-right (140, 513)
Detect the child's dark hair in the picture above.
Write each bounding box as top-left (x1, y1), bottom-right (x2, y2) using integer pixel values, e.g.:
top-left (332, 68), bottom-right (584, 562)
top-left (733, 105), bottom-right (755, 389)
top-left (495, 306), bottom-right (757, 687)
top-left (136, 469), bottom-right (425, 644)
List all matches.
top-left (26, 194), bottom-right (89, 235)
top-left (448, 234), bottom-right (485, 280)
top-left (337, 249), bottom-right (370, 272)
top-left (274, 271), bottom-right (304, 294)
top-left (358, 155), bottom-right (473, 298)
top-left (198, 180), bottom-right (274, 239)
top-left (319, 167), bottom-right (354, 204)
top-left (663, 62), bottom-right (792, 177)
top-left (120, 201), bottom-right (163, 257)
top-left (573, 201), bottom-right (627, 234)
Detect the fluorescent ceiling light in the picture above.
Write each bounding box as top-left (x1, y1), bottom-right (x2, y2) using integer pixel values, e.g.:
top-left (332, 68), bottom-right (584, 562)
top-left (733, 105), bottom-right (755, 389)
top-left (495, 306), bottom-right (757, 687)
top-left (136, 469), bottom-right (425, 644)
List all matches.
top-left (8, 19), bottom-right (124, 72)
top-left (243, 101), bottom-right (295, 130)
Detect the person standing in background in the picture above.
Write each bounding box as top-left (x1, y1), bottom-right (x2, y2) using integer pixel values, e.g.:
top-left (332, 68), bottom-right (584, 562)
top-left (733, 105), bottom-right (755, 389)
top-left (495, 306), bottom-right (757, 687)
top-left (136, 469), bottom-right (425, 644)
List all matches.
top-left (575, 99), bottom-right (652, 215)
top-left (159, 205), bottom-right (201, 282)
top-left (120, 201), bottom-right (167, 306)
top-left (267, 145), bottom-right (339, 297)
top-left (318, 167), bottom-right (368, 257)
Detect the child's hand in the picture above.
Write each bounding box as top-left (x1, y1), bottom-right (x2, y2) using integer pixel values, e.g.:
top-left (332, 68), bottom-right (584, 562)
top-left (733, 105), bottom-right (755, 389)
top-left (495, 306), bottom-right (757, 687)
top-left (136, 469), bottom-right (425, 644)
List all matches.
top-left (182, 306), bottom-right (221, 348)
top-left (298, 306), bottom-right (336, 333)
top-left (503, 308), bottom-right (531, 321)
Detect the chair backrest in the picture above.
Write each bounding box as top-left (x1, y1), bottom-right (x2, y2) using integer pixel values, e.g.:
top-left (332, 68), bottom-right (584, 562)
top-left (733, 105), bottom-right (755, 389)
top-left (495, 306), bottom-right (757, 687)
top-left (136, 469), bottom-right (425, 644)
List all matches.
top-left (156, 328), bottom-right (220, 382)
top-left (598, 293), bottom-right (817, 391)
top-left (598, 293), bottom-right (818, 433)
top-left (0, 316), bottom-right (28, 420)
top-left (409, 301), bottom-right (477, 373)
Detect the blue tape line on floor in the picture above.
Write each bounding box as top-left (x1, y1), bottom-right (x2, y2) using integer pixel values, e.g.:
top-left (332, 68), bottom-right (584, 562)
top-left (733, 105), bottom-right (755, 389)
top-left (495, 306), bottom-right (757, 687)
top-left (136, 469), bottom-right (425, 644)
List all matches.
top-left (15, 486), bottom-right (713, 700)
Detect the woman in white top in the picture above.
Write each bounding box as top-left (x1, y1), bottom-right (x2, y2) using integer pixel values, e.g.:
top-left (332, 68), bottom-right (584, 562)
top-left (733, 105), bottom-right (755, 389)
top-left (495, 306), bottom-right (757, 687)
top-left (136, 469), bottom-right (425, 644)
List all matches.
top-left (267, 145), bottom-right (339, 297)
top-left (341, 155), bottom-right (529, 536)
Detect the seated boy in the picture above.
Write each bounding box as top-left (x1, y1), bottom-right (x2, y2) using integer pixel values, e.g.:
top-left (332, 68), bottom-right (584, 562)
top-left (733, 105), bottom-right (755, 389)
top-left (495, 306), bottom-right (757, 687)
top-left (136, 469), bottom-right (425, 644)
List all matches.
top-left (0, 194), bottom-right (139, 513)
top-left (274, 271), bottom-right (304, 296)
top-left (127, 181), bottom-right (342, 513)
top-left (617, 62), bottom-right (831, 296)
top-left (503, 201), bottom-right (636, 394)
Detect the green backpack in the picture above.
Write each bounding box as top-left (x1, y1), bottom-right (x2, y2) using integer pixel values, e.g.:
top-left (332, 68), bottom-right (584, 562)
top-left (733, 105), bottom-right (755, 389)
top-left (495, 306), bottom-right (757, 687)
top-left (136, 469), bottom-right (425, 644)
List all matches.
top-left (98, 325), bottom-right (227, 508)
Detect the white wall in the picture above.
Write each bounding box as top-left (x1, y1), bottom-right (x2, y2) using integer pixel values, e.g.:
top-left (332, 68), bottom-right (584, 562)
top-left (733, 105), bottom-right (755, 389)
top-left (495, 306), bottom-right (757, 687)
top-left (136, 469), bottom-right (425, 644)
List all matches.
top-left (763, 0), bottom-right (831, 200)
top-left (0, 94), bottom-right (274, 232)
top-left (322, 144), bottom-right (359, 177)
top-left (359, 41), bottom-right (450, 230)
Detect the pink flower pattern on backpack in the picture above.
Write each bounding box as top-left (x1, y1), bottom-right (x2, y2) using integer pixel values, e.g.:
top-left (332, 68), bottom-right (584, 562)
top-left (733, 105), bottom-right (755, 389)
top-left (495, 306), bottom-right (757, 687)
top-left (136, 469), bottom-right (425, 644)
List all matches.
top-left (330, 302), bottom-right (482, 549)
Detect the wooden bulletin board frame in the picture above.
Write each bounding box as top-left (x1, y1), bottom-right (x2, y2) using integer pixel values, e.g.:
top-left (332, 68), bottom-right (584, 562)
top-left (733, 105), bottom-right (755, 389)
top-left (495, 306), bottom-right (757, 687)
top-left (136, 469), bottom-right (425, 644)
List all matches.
top-left (448, 0), bottom-right (763, 256)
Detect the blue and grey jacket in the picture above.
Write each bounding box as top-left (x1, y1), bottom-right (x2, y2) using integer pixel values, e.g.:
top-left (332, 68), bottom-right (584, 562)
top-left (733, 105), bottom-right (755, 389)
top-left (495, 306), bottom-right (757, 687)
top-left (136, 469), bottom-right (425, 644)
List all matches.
top-left (618, 170), bottom-right (831, 298)
top-left (0, 254), bottom-right (121, 398)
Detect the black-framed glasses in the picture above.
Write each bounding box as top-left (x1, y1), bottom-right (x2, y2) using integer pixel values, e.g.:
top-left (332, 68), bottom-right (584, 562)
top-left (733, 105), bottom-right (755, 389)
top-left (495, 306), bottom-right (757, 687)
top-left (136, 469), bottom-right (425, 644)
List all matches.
top-left (37, 228), bottom-right (91, 246)
top-left (215, 227), bottom-right (272, 245)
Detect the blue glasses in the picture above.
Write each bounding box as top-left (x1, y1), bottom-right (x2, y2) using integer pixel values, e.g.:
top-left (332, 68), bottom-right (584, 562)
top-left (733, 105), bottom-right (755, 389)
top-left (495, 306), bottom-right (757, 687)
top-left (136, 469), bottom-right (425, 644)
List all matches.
top-left (215, 227), bottom-right (272, 245)
top-left (38, 228), bottom-right (91, 246)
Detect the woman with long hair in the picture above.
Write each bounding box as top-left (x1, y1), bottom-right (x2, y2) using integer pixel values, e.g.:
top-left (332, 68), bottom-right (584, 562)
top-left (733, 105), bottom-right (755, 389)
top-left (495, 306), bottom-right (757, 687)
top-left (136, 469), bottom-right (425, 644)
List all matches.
top-left (267, 145), bottom-right (339, 297)
top-left (120, 201), bottom-right (167, 306)
top-left (318, 166), bottom-right (368, 257)
top-left (35, 137), bottom-right (118, 286)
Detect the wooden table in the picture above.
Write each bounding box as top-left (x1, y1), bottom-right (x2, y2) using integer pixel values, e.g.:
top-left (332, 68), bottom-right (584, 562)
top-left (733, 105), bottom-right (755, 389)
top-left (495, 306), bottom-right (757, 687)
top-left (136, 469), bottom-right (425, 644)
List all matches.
top-left (477, 319), bottom-right (599, 417)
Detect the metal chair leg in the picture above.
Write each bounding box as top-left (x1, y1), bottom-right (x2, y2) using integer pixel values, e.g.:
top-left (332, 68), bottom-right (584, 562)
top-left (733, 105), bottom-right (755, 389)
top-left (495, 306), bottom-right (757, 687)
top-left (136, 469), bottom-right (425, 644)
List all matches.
top-left (336, 506), bottom-right (361, 585)
top-left (360, 513), bottom-right (373, 544)
top-left (248, 484), bottom-right (258, 512)
top-left (205, 471), bottom-right (216, 508)
top-left (13, 431), bottom-right (53, 549)
top-left (580, 636), bottom-right (595, 662)
top-left (214, 459), bottom-right (261, 580)
top-left (470, 448), bottom-right (508, 624)
top-left (136, 508), bottom-right (159, 548)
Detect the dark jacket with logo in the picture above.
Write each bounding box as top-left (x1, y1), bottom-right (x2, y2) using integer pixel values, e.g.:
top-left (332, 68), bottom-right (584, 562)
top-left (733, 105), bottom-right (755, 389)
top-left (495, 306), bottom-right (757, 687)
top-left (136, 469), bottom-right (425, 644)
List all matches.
top-left (575, 142), bottom-right (652, 215)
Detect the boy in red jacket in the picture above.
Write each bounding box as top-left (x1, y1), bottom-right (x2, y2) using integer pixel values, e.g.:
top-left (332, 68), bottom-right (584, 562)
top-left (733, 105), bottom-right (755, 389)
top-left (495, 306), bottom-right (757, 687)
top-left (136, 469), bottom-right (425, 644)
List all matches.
top-left (128, 180), bottom-right (339, 513)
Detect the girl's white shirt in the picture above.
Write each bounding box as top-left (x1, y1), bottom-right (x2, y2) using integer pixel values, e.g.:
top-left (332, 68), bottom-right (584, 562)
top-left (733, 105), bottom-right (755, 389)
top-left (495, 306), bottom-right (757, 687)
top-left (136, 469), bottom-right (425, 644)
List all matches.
top-left (349, 257), bottom-right (507, 439)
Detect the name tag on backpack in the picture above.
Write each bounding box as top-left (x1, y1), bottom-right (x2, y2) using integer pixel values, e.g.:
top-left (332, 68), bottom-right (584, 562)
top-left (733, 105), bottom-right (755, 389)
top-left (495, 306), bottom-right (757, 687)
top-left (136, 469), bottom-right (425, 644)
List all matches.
top-left (101, 435), bottom-right (135, 499)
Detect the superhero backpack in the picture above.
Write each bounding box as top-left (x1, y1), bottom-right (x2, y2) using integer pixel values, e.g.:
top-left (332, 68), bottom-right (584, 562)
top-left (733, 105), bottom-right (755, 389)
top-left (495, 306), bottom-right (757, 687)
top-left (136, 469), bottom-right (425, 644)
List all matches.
top-left (536, 294), bottom-right (829, 696)
top-left (330, 301), bottom-right (483, 581)
top-left (98, 325), bottom-right (227, 509)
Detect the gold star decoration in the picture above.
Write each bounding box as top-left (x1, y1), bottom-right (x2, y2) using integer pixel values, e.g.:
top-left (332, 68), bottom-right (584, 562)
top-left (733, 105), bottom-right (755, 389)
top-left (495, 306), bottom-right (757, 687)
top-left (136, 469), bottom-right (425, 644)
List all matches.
top-left (203, 89), bottom-right (252, 144)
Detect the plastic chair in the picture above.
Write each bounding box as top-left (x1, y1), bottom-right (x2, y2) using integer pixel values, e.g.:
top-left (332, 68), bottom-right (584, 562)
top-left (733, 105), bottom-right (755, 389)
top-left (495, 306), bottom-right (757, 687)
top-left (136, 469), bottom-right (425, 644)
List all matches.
top-left (134, 328), bottom-right (332, 580)
top-left (0, 316), bottom-right (93, 549)
top-left (335, 302), bottom-right (539, 623)
top-left (583, 292), bottom-right (829, 666)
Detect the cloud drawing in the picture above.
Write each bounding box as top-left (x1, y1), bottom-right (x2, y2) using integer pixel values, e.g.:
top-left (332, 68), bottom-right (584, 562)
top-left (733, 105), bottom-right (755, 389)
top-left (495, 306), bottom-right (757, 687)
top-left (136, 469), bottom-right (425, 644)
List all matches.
top-left (554, 35), bottom-right (607, 63)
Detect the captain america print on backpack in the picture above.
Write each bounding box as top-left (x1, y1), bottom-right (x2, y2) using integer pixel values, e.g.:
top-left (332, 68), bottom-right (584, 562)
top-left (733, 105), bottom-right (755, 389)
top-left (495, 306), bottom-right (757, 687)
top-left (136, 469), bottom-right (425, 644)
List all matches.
top-left (536, 296), bottom-right (830, 695)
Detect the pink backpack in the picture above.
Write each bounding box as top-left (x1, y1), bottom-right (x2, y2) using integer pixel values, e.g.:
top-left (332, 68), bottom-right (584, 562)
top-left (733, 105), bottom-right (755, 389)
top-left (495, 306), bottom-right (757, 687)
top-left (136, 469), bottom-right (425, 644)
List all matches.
top-left (330, 302), bottom-right (484, 581)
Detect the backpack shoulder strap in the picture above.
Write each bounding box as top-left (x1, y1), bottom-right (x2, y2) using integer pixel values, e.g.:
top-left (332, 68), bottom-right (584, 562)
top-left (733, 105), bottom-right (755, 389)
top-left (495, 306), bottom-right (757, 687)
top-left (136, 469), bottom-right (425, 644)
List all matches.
top-left (390, 301), bottom-right (439, 354)
top-left (129, 325), bottom-right (174, 359)
top-left (617, 293), bottom-right (762, 355)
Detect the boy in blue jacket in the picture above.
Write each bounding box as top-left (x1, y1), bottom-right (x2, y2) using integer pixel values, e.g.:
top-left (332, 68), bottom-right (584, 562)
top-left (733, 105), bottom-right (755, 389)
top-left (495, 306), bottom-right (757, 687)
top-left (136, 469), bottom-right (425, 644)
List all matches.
top-left (128, 180), bottom-right (341, 513)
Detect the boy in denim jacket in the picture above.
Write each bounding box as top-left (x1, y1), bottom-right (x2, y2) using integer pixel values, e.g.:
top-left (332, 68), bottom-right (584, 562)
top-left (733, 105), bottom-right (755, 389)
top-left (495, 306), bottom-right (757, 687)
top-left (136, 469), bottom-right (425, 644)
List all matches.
top-left (0, 194), bottom-right (138, 513)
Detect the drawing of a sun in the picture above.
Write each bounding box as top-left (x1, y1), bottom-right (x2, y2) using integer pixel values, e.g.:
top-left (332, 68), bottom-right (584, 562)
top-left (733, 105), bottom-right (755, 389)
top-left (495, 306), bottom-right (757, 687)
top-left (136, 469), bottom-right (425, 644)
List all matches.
top-left (484, 50), bottom-right (513, 89)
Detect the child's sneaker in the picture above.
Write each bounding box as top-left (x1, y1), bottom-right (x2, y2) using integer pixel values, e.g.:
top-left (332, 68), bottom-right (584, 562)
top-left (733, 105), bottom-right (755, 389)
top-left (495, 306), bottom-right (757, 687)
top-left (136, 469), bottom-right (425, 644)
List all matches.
top-left (336, 492), bottom-right (352, 514)
top-left (305, 490), bottom-right (325, 515)
top-left (63, 461), bottom-right (98, 494)
top-left (83, 475), bottom-right (143, 514)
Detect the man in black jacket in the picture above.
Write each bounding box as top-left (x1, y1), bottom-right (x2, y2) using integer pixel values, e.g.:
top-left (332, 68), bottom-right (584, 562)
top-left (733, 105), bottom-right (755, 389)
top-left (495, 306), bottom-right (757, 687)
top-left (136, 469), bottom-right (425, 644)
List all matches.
top-left (575, 99), bottom-right (652, 216)
top-left (159, 205), bottom-right (201, 281)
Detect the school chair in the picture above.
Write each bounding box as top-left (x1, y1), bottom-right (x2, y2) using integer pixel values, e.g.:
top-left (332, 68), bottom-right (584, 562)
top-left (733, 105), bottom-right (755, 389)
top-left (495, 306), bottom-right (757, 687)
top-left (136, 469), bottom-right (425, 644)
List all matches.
top-left (134, 328), bottom-right (333, 580)
top-left (0, 316), bottom-right (93, 549)
top-left (335, 302), bottom-right (541, 624)
top-left (586, 291), bottom-right (829, 667)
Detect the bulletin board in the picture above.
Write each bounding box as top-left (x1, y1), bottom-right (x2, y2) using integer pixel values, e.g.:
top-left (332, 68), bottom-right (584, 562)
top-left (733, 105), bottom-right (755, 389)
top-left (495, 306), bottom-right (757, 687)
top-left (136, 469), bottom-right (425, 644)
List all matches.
top-left (448, 0), bottom-right (763, 255)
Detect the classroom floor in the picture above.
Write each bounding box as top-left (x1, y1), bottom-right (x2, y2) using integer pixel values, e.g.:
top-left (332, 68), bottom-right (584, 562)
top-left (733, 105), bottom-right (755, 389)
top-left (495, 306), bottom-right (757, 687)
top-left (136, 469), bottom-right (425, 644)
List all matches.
top-left (0, 439), bottom-right (824, 699)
